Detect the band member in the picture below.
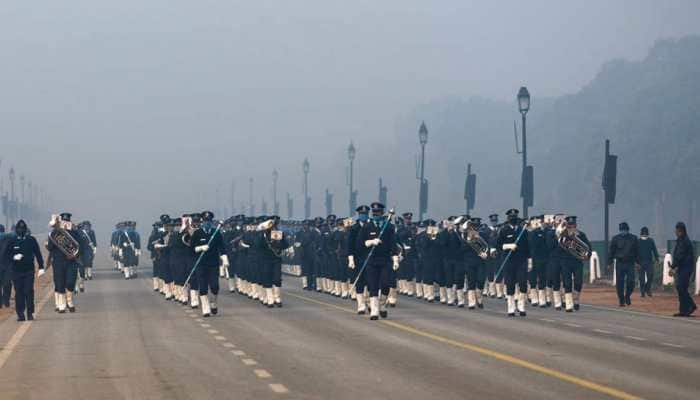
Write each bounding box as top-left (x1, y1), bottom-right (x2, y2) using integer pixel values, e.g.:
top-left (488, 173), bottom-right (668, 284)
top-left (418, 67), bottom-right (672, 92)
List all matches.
top-left (497, 209), bottom-right (530, 317)
top-left (0, 224), bottom-right (14, 308)
top-left (528, 215), bottom-right (549, 307)
top-left (356, 202), bottom-right (398, 320)
top-left (190, 211), bottom-right (227, 317)
top-left (557, 216), bottom-right (591, 311)
top-left (348, 205), bottom-right (370, 314)
top-left (79, 221), bottom-right (97, 280)
top-left (334, 218), bottom-right (351, 300)
top-left (118, 221), bottom-right (141, 279)
top-left (484, 214), bottom-right (502, 298)
top-left (546, 214), bottom-right (567, 310)
top-left (418, 219), bottom-right (441, 302)
top-left (438, 216), bottom-right (464, 306)
top-left (256, 216), bottom-right (290, 307)
top-left (670, 222), bottom-right (696, 317)
top-left (5, 220), bottom-right (45, 321)
top-left (397, 212), bottom-right (418, 298)
top-left (463, 217), bottom-right (487, 309)
top-left (608, 222), bottom-right (640, 307)
top-left (638, 226), bottom-right (659, 297)
top-left (148, 215), bottom-right (172, 297)
top-left (48, 213), bottom-right (81, 313)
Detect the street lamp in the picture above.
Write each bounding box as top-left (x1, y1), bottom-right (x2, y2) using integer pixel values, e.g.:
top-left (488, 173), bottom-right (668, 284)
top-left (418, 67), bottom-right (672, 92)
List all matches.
top-left (517, 86), bottom-right (532, 218)
top-left (9, 168), bottom-right (15, 226)
top-left (303, 158), bottom-right (310, 219)
top-left (418, 121), bottom-right (429, 221)
top-left (347, 142), bottom-right (357, 214)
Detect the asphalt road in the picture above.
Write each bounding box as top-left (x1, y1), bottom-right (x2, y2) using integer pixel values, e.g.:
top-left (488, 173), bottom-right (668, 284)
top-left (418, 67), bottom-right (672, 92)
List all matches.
top-left (0, 265), bottom-right (697, 400)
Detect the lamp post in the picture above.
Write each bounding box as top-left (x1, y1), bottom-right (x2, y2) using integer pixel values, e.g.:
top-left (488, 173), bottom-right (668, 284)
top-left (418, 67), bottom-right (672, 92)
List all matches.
top-left (517, 86), bottom-right (531, 218)
top-left (347, 142), bottom-right (356, 214)
top-left (9, 168), bottom-right (15, 226)
top-left (303, 158), bottom-right (310, 219)
top-left (272, 169), bottom-right (279, 216)
top-left (418, 121), bottom-right (429, 221)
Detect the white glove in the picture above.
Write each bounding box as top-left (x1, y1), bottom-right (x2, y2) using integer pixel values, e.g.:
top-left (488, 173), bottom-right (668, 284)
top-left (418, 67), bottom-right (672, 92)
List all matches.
top-left (13, 254), bottom-right (23, 261)
top-left (294, 242), bottom-right (302, 248)
top-left (240, 242), bottom-right (250, 249)
top-left (392, 255), bottom-right (400, 271)
top-left (154, 244), bottom-right (166, 249)
top-left (123, 243), bottom-right (129, 247)
top-left (528, 258), bottom-right (533, 272)
top-left (136, 249), bottom-right (141, 257)
top-left (118, 249), bottom-right (123, 257)
top-left (220, 255), bottom-right (230, 267)
top-left (364, 238), bottom-right (382, 248)
top-left (49, 214), bottom-right (59, 227)
top-left (403, 245), bottom-right (411, 250)
top-left (348, 256), bottom-right (356, 270)
top-left (92, 246), bottom-right (97, 255)
top-left (195, 244), bottom-right (210, 253)
top-left (38, 269), bottom-right (46, 277)
top-left (489, 248), bottom-right (496, 256)
top-left (502, 243), bottom-right (517, 251)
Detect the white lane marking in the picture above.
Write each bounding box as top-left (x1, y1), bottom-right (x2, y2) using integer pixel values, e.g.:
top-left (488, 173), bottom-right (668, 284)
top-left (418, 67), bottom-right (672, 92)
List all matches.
top-left (208, 329), bottom-right (219, 334)
top-left (242, 358), bottom-right (258, 366)
top-left (254, 369), bottom-right (272, 378)
top-left (223, 343), bottom-right (236, 348)
top-left (232, 350), bottom-right (245, 356)
top-left (185, 309), bottom-right (193, 313)
top-left (0, 287), bottom-right (52, 370)
top-left (660, 342), bottom-right (684, 348)
top-left (269, 384), bottom-right (289, 394)
top-left (564, 323), bottom-right (582, 328)
top-left (214, 336), bottom-right (226, 341)
top-left (188, 314), bottom-right (197, 318)
top-left (593, 329), bottom-right (613, 334)
top-left (539, 318), bottom-right (556, 323)
top-left (196, 318), bottom-right (204, 322)
top-left (582, 303), bottom-right (700, 324)
top-left (201, 324), bottom-right (211, 328)
top-left (625, 335), bottom-right (647, 341)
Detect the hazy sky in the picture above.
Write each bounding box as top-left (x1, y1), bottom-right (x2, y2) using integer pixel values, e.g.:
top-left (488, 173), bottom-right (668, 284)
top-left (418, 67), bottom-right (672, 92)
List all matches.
top-left (1, 1), bottom-right (699, 237)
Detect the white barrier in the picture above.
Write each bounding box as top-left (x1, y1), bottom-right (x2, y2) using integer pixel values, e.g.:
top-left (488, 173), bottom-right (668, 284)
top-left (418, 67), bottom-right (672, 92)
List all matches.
top-left (662, 253), bottom-right (674, 286)
top-left (695, 257), bottom-right (700, 296)
top-left (612, 259), bottom-right (616, 286)
top-left (589, 251), bottom-right (601, 283)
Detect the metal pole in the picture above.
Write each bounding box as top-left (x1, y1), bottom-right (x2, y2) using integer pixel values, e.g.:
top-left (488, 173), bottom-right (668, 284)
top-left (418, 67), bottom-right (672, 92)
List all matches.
top-left (419, 144), bottom-right (426, 221)
top-left (349, 158), bottom-right (354, 215)
top-left (604, 139), bottom-right (610, 272)
top-left (304, 170), bottom-right (309, 219)
top-left (522, 113), bottom-right (528, 219)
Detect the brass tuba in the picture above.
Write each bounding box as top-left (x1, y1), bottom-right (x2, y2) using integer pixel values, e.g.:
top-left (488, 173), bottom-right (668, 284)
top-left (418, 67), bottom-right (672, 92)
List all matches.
top-left (461, 222), bottom-right (489, 260)
top-left (49, 227), bottom-right (80, 260)
top-left (555, 222), bottom-right (590, 261)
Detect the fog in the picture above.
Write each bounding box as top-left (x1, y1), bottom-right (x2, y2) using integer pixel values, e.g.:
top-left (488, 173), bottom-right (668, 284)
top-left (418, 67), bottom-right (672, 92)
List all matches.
top-left (1, 1), bottom-right (699, 240)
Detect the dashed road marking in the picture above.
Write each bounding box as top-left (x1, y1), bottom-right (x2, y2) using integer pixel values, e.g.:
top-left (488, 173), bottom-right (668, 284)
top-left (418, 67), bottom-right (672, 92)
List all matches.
top-left (593, 329), bottom-right (613, 334)
top-left (254, 369), bottom-right (272, 378)
top-left (269, 383), bottom-right (289, 394)
top-left (242, 358), bottom-right (258, 366)
top-left (208, 329), bottom-right (219, 334)
top-left (201, 324), bottom-right (211, 328)
top-left (660, 342), bottom-right (684, 348)
top-left (624, 336), bottom-right (646, 342)
top-left (539, 318), bottom-right (556, 323)
top-left (188, 314), bottom-right (197, 318)
top-left (214, 335), bottom-right (226, 341)
top-left (196, 318), bottom-right (204, 322)
top-left (564, 323), bottom-right (582, 328)
top-left (223, 343), bottom-right (236, 348)
top-left (232, 350), bottom-right (245, 356)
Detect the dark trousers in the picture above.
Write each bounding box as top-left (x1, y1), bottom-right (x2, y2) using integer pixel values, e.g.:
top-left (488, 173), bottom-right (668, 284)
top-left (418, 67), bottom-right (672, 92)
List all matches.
top-left (13, 271), bottom-right (35, 317)
top-left (350, 257), bottom-right (367, 291)
top-left (196, 264), bottom-right (219, 296)
top-left (0, 267), bottom-right (12, 307)
top-left (548, 258), bottom-right (563, 291)
top-left (561, 260), bottom-right (583, 293)
top-left (529, 259), bottom-right (548, 290)
top-left (465, 259), bottom-right (484, 290)
top-left (616, 262), bottom-right (636, 302)
top-left (504, 259), bottom-right (528, 295)
top-left (366, 262), bottom-right (390, 297)
top-left (301, 257), bottom-right (315, 287)
top-left (441, 259), bottom-right (459, 287)
top-left (675, 269), bottom-right (697, 314)
top-left (639, 262), bottom-right (654, 294)
top-left (272, 261), bottom-right (282, 287)
top-left (53, 263), bottom-right (78, 293)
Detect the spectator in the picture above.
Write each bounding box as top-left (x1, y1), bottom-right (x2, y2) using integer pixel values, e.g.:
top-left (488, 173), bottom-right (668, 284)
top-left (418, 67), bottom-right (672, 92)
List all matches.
top-left (670, 222), bottom-right (697, 317)
top-left (638, 227), bottom-right (659, 297)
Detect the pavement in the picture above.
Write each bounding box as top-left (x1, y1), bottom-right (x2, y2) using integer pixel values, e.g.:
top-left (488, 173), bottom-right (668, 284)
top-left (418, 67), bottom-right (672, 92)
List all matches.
top-left (0, 265), bottom-right (697, 400)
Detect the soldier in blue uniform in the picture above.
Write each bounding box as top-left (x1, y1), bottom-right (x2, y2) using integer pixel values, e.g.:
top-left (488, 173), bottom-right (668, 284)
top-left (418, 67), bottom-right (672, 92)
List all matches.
top-left (118, 221), bottom-right (141, 279)
top-left (397, 212), bottom-right (418, 297)
top-left (5, 220), bottom-right (45, 321)
top-left (79, 221), bottom-right (97, 280)
top-left (437, 216), bottom-right (462, 305)
top-left (418, 219), bottom-right (441, 302)
top-left (48, 213), bottom-right (81, 313)
top-left (463, 217), bottom-right (487, 309)
top-left (497, 209), bottom-right (530, 317)
top-left (484, 214), bottom-right (502, 298)
top-left (190, 211), bottom-right (227, 316)
top-left (355, 202), bottom-right (398, 320)
top-left (558, 216), bottom-right (591, 311)
top-left (527, 215), bottom-right (549, 307)
top-left (255, 216), bottom-right (290, 307)
top-left (348, 205), bottom-right (370, 314)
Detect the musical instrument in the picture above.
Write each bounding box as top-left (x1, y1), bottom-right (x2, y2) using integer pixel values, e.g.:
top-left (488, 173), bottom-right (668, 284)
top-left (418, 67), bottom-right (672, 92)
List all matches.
top-left (426, 226), bottom-right (439, 239)
top-left (462, 224), bottom-right (489, 260)
top-left (271, 230), bottom-right (283, 241)
top-left (555, 222), bottom-right (590, 260)
top-left (49, 227), bottom-right (80, 260)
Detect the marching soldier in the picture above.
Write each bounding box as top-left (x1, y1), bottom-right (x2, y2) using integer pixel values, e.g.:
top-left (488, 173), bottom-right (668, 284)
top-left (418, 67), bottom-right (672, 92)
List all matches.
top-left (118, 221), bottom-right (141, 279)
top-left (79, 221), bottom-right (97, 280)
top-left (608, 222), bottom-right (640, 307)
top-left (297, 220), bottom-right (317, 291)
top-left (557, 216), bottom-right (591, 311)
top-left (438, 216), bottom-right (465, 306)
top-left (397, 212), bottom-right (418, 297)
top-left (190, 211), bottom-right (227, 316)
top-left (497, 209), bottom-right (530, 317)
top-left (255, 216), bottom-right (290, 307)
top-left (348, 205), bottom-right (370, 314)
top-left (355, 202), bottom-right (398, 320)
top-left (484, 214), bottom-right (502, 298)
top-left (5, 220), bottom-right (45, 321)
top-left (418, 219), bottom-right (441, 302)
top-left (48, 213), bottom-right (81, 313)
top-left (463, 217), bottom-right (487, 309)
top-left (528, 215), bottom-right (549, 307)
